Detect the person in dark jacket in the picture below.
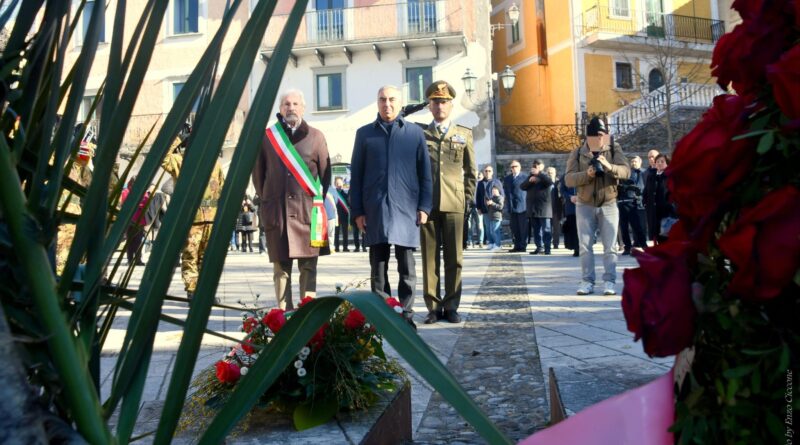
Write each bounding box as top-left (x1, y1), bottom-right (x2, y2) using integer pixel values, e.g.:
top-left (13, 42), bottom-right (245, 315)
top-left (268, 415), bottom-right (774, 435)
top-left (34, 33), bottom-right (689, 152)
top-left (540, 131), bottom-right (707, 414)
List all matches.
top-left (477, 164), bottom-right (504, 248)
top-left (642, 149), bottom-right (660, 240)
top-left (643, 154), bottom-right (676, 244)
top-left (350, 85), bottom-right (433, 327)
top-left (520, 159), bottom-right (553, 254)
top-left (332, 176), bottom-right (351, 252)
top-left (618, 156), bottom-right (647, 254)
top-left (559, 180), bottom-right (579, 256)
top-left (548, 167), bottom-right (563, 250)
top-left (503, 160), bottom-right (528, 252)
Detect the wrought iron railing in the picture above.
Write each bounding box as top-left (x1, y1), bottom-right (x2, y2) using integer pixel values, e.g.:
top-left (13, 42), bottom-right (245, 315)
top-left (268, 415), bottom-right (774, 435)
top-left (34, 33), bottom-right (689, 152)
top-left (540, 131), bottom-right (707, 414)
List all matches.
top-left (263, 0), bottom-right (459, 48)
top-left (608, 82), bottom-right (722, 136)
top-left (576, 5), bottom-right (725, 43)
top-left (497, 121), bottom-right (701, 154)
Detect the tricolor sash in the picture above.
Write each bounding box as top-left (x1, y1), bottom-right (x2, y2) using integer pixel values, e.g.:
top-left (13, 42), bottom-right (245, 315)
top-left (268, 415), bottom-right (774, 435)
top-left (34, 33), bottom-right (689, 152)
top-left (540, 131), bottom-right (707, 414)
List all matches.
top-left (265, 123), bottom-right (328, 248)
top-left (331, 187), bottom-right (350, 215)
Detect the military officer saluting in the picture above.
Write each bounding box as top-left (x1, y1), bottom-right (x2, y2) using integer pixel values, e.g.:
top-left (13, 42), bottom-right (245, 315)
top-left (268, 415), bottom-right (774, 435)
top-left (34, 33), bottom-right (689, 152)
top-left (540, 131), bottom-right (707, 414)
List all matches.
top-left (418, 81), bottom-right (477, 324)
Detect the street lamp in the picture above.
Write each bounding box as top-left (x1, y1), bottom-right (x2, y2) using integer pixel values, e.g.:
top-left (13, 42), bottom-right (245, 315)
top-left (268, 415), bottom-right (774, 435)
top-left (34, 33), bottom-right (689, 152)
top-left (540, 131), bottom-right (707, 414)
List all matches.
top-left (461, 65), bottom-right (516, 105)
top-left (490, 3), bottom-right (520, 36)
top-left (499, 65), bottom-right (516, 97)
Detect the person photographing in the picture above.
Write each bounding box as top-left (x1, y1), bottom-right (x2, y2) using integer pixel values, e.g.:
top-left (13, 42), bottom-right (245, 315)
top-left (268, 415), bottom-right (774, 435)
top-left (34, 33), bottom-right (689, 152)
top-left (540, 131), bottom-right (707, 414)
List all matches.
top-left (564, 117), bottom-right (630, 296)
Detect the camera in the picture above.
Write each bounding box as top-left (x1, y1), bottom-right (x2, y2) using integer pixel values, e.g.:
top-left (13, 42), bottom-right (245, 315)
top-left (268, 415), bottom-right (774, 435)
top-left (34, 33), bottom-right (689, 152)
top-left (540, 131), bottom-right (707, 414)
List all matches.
top-left (589, 153), bottom-right (605, 177)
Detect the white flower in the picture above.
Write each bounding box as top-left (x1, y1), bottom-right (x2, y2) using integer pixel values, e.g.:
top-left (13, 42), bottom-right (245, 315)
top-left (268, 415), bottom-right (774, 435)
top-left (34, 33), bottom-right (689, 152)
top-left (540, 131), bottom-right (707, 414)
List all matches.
top-left (300, 346), bottom-right (311, 356)
top-left (393, 306), bottom-right (403, 314)
top-left (364, 323), bottom-right (371, 329)
top-left (294, 360), bottom-right (303, 369)
top-left (240, 367), bottom-right (249, 376)
top-left (297, 368), bottom-right (307, 377)
top-left (251, 353), bottom-right (259, 360)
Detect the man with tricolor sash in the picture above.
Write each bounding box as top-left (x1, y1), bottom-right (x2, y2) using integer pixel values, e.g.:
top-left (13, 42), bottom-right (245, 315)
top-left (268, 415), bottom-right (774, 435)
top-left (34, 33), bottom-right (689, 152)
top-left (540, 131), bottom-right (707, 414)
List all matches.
top-left (252, 90), bottom-right (331, 310)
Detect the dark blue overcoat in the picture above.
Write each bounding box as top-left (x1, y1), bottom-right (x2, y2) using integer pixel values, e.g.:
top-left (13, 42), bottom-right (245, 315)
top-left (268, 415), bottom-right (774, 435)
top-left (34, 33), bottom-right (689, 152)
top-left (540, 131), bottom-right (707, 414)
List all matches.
top-left (350, 116), bottom-right (433, 248)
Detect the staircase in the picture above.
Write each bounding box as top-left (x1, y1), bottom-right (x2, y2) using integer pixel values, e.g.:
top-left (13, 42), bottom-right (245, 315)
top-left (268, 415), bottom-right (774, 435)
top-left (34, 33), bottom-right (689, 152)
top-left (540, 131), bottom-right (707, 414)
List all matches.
top-left (608, 83), bottom-right (723, 137)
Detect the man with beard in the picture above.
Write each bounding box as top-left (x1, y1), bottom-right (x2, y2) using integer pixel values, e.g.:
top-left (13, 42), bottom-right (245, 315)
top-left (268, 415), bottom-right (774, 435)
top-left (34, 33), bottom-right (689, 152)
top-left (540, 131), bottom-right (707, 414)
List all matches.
top-left (252, 89), bottom-right (331, 310)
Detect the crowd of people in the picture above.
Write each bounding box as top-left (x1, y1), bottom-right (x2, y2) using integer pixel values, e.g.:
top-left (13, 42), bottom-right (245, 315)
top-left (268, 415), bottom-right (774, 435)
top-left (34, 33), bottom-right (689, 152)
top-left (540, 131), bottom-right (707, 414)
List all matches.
top-left (118, 85), bottom-right (677, 318)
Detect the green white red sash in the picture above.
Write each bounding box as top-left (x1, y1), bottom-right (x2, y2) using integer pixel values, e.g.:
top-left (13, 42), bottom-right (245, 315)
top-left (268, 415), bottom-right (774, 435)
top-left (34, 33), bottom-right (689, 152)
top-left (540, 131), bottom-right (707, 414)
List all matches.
top-left (265, 123), bottom-right (328, 248)
top-left (331, 187), bottom-right (349, 215)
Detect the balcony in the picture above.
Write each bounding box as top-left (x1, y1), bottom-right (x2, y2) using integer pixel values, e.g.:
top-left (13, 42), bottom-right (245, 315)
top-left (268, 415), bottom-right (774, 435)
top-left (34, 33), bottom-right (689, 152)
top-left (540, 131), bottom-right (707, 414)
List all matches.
top-left (261, 0), bottom-right (467, 62)
top-left (575, 5), bottom-right (724, 53)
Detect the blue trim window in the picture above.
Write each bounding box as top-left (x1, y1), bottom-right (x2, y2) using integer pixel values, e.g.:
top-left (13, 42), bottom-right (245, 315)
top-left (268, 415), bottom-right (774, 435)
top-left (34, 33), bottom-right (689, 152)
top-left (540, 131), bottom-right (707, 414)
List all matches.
top-left (316, 73), bottom-right (343, 111)
top-left (173, 82), bottom-right (200, 112)
top-left (83, 0), bottom-right (106, 43)
top-left (406, 66), bottom-right (432, 103)
top-left (174, 0), bottom-right (199, 34)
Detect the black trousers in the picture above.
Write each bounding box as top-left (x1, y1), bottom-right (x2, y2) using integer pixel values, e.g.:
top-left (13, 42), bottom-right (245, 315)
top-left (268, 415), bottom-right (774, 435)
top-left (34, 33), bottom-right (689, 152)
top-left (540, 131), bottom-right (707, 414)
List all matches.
top-left (334, 221), bottom-right (349, 250)
top-left (619, 203), bottom-right (647, 250)
top-left (510, 211), bottom-right (528, 250)
top-left (369, 243), bottom-right (415, 315)
top-left (351, 224), bottom-right (361, 250)
top-left (563, 214), bottom-right (578, 251)
top-left (126, 225), bottom-right (145, 263)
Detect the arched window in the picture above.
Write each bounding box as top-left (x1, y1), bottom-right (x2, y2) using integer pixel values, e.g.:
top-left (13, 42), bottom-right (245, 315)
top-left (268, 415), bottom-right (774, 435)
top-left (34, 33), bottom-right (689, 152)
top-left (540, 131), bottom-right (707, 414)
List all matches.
top-left (648, 69), bottom-right (665, 92)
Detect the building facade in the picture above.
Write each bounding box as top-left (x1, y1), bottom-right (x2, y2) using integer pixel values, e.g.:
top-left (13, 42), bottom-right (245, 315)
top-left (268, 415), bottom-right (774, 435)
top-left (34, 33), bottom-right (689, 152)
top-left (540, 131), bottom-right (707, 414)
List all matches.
top-left (255, 0), bottom-right (495, 166)
top-left (492, 0), bottom-right (726, 155)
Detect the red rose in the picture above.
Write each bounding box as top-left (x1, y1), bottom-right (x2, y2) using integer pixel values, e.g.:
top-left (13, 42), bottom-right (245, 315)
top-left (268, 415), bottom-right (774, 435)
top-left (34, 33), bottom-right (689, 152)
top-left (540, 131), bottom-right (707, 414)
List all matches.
top-left (767, 45), bottom-right (800, 121)
top-left (263, 308), bottom-right (286, 334)
top-left (242, 316), bottom-right (258, 334)
top-left (309, 323), bottom-right (328, 350)
top-left (299, 296), bottom-right (314, 307)
top-left (711, 15), bottom-right (793, 95)
top-left (718, 186), bottom-right (800, 301)
top-left (241, 342), bottom-right (256, 355)
top-left (668, 95), bottom-right (757, 226)
top-left (215, 360), bottom-right (241, 384)
top-left (344, 309), bottom-right (366, 330)
top-left (622, 241), bottom-right (697, 357)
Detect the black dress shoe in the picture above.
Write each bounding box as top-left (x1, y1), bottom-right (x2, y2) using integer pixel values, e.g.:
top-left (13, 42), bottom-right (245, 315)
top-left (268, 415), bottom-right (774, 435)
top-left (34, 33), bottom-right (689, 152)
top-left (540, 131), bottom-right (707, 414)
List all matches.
top-left (444, 310), bottom-right (461, 323)
top-left (343, 248), bottom-right (350, 252)
top-left (531, 247), bottom-right (542, 254)
top-left (544, 250), bottom-right (551, 255)
top-left (572, 250), bottom-right (580, 257)
top-left (423, 312), bottom-right (439, 324)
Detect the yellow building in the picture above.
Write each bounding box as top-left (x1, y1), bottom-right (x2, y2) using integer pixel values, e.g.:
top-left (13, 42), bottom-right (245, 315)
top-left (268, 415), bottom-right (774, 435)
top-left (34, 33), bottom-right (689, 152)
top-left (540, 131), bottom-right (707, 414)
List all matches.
top-left (491, 0), bottom-right (725, 152)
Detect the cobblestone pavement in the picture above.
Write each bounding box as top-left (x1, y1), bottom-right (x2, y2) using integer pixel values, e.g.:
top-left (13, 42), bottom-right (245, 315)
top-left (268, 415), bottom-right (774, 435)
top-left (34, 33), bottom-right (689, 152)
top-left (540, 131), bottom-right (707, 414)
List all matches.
top-left (414, 254), bottom-right (547, 444)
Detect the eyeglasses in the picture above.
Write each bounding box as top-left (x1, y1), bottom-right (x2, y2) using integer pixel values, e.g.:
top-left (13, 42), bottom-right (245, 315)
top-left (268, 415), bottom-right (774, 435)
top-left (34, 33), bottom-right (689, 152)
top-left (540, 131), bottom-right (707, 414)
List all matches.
top-left (483, 169), bottom-right (492, 172)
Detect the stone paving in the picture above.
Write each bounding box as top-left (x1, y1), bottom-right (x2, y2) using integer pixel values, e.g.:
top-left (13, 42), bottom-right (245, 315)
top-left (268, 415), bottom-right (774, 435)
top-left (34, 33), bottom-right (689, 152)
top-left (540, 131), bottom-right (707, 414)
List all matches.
top-left (102, 241), bottom-right (672, 443)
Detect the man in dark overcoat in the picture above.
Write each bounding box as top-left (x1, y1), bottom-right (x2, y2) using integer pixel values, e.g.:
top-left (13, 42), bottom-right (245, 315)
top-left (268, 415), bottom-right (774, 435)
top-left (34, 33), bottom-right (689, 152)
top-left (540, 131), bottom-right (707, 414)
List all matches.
top-left (252, 89), bottom-right (331, 310)
top-left (520, 159), bottom-right (553, 255)
top-left (504, 160), bottom-right (528, 252)
top-left (350, 85), bottom-right (433, 327)
top-left (418, 80), bottom-right (476, 324)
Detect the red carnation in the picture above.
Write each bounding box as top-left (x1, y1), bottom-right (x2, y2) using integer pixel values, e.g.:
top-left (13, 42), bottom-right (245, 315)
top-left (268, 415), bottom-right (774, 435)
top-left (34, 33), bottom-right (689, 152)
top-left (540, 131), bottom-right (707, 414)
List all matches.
top-left (718, 186), bottom-right (800, 301)
top-left (767, 45), bottom-right (800, 121)
top-left (241, 342), bottom-right (256, 355)
top-left (242, 316), bottom-right (259, 334)
top-left (344, 309), bottom-right (366, 330)
top-left (215, 360), bottom-right (241, 384)
top-left (668, 95), bottom-right (757, 227)
top-left (299, 296), bottom-right (314, 307)
top-left (263, 308), bottom-right (286, 334)
top-left (385, 297), bottom-right (402, 310)
top-left (622, 241), bottom-right (697, 357)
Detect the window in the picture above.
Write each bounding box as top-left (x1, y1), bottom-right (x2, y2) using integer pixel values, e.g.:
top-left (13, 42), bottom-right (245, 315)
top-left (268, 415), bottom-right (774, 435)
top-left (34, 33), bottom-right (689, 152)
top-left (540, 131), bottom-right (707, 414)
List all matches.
top-left (615, 62), bottom-right (633, 89)
top-left (407, 0), bottom-right (437, 33)
top-left (82, 0), bottom-right (106, 44)
top-left (316, 73), bottom-right (343, 111)
top-left (510, 21), bottom-right (521, 44)
top-left (315, 0), bottom-right (345, 41)
top-left (406, 66), bottom-right (432, 103)
top-left (174, 0), bottom-right (199, 34)
top-left (611, 0), bottom-right (630, 17)
top-left (173, 82), bottom-right (200, 112)
top-left (81, 96), bottom-right (99, 122)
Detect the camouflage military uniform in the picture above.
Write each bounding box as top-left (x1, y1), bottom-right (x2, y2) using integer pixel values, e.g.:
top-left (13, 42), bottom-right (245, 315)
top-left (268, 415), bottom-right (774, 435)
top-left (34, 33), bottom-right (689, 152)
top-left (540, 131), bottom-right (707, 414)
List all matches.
top-left (55, 161), bottom-right (94, 275)
top-left (161, 142), bottom-right (225, 294)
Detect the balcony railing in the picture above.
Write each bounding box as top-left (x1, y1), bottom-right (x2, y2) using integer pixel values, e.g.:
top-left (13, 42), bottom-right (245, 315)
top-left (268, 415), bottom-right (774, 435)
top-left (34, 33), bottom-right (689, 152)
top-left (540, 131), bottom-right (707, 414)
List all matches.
top-left (576, 5), bottom-right (725, 43)
top-left (263, 0), bottom-right (463, 49)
